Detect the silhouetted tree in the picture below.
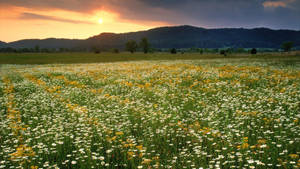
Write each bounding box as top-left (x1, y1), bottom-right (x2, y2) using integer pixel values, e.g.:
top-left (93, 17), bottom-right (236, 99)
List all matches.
top-left (0, 47), bottom-right (16, 53)
top-left (34, 45), bottom-right (40, 53)
top-left (220, 50), bottom-right (226, 56)
top-left (91, 46), bottom-right (101, 54)
top-left (250, 48), bottom-right (257, 54)
top-left (170, 48), bottom-right (177, 54)
top-left (199, 48), bottom-right (203, 54)
top-left (236, 48), bottom-right (245, 53)
top-left (112, 48), bottom-right (119, 53)
top-left (126, 40), bottom-right (138, 53)
top-left (139, 37), bottom-right (150, 53)
top-left (41, 48), bottom-right (50, 53)
top-left (281, 41), bottom-right (294, 52)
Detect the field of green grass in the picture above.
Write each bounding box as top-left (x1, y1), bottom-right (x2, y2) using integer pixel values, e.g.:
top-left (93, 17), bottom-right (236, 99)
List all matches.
top-left (0, 51), bottom-right (300, 64)
top-left (0, 54), bottom-right (300, 168)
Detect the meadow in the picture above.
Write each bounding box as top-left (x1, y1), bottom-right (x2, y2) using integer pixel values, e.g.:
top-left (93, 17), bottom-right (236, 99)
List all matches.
top-left (0, 54), bottom-right (300, 168)
top-left (0, 51), bottom-right (300, 64)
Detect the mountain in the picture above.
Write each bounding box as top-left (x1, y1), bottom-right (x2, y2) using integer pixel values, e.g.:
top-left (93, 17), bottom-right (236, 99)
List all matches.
top-left (3, 25), bottom-right (300, 49)
top-left (0, 41), bottom-right (7, 48)
top-left (8, 38), bottom-right (84, 49)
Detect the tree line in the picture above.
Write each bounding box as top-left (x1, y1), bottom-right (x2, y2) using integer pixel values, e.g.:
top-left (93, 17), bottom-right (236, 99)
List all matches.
top-left (0, 39), bottom-right (295, 54)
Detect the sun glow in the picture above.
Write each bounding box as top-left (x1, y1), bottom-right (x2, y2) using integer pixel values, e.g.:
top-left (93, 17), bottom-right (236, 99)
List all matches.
top-left (98, 18), bottom-right (103, 24)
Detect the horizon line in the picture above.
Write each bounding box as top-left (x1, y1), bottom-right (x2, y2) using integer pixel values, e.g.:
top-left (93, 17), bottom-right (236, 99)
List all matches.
top-left (2, 25), bottom-right (300, 43)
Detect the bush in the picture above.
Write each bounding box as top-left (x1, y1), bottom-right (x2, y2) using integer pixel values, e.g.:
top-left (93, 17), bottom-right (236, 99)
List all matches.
top-left (281, 41), bottom-right (294, 52)
top-left (139, 38), bottom-right (150, 54)
top-left (250, 48), bottom-right (257, 54)
top-left (220, 50), bottom-right (226, 56)
top-left (126, 40), bottom-right (138, 53)
top-left (170, 48), bottom-right (177, 54)
top-left (112, 48), bottom-right (119, 53)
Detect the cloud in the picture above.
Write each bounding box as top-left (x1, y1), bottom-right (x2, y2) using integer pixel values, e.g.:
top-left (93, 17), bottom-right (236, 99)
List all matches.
top-left (20, 12), bottom-right (94, 24)
top-left (263, 1), bottom-right (287, 8)
top-left (1, 0), bottom-right (300, 30)
top-left (263, 0), bottom-right (295, 8)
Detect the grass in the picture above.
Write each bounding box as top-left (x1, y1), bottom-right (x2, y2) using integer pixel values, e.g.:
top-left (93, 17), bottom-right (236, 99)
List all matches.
top-left (0, 56), bottom-right (299, 168)
top-left (0, 51), bottom-right (299, 64)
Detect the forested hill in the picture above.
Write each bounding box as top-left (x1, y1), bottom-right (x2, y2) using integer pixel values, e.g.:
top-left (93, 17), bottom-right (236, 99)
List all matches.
top-left (3, 25), bottom-right (300, 49)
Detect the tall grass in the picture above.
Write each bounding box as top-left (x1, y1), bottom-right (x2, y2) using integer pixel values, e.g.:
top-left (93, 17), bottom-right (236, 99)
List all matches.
top-left (0, 51), bottom-right (299, 64)
top-left (0, 59), bottom-right (299, 168)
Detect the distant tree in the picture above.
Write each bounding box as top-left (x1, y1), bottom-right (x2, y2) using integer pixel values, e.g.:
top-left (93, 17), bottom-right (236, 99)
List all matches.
top-left (170, 48), bottom-right (177, 54)
top-left (204, 48), bottom-right (210, 53)
top-left (41, 48), bottom-right (50, 53)
top-left (0, 47), bottom-right (16, 53)
top-left (91, 46), bottom-right (101, 54)
top-left (250, 48), bottom-right (257, 54)
top-left (139, 38), bottom-right (150, 53)
top-left (189, 47), bottom-right (197, 53)
top-left (226, 48), bottom-right (233, 54)
top-left (126, 40), bottom-right (138, 53)
top-left (220, 50), bottom-right (226, 56)
top-left (112, 48), bottom-right (119, 53)
top-left (94, 49), bottom-right (101, 54)
top-left (281, 41), bottom-right (294, 52)
top-left (19, 48), bottom-right (31, 53)
top-left (34, 45), bottom-right (40, 53)
top-left (236, 48), bottom-right (245, 53)
top-left (199, 48), bottom-right (203, 54)
top-left (59, 48), bottom-right (66, 52)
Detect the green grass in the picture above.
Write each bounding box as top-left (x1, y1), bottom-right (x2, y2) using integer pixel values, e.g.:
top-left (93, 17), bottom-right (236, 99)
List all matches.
top-left (0, 51), bottom-right (299, 64)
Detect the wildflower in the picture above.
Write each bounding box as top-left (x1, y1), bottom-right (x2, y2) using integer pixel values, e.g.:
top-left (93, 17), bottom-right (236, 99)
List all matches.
top-left (241, 143), bottom-right (249, 149)
top-left (136, 145), bottom-right (143, 151)
top-left (106, 149), bottom-right (113, 154)
top-left (141, 158), bottom-right (152, 165)
top-left (289, 154), bottom-right (299, 159)
top-left (116, 131), bottom-right (124, 136)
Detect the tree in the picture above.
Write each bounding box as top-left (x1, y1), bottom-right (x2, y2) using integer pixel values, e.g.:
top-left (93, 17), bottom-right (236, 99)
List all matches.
top-left (139, 38), bottom-right (150, 53)
top-left (220, 50), bottom-right (226, 56)
top-left (111, 48), bottom-right (119, 53)
top-left (34, 45), bottom-right (40, 53)
top-left (126, 40), bottom-right (138, 53)
top-left (236, 48), bottom-right (245, 53)
top-left (199, 48), bottom-right (203, 54)
top-left (170, 48), bottom-right (177, 54)
top-left (250, 48), bottom-right (257, 54)
top-left (281, 41), bottom-right (294, 52)
top-left (91, 46), bottom-right (101, 54)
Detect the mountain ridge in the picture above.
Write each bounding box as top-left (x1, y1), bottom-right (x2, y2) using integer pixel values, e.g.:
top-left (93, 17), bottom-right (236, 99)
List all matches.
top-left (2, 25), bottom-right (300, 49)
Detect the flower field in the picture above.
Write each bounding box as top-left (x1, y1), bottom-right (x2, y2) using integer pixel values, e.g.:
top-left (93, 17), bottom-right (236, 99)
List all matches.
top-left (0, 60), bottom-right (299, 168)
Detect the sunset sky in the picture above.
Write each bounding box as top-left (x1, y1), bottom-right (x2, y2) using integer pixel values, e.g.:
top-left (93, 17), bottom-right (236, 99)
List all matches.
top-left (0, 0), bottom-right (300, 42)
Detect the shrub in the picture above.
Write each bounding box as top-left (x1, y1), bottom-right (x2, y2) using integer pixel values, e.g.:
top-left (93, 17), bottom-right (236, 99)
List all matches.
top-left (250, 48), bottom-right (257, 54)
top-left (126, 40), bottom-right (138, 53)
top-left (170, 48), bottom-right (177, 54)
top-left (139, 38), bottom-right (150, 54)
top-left (220, 50), bottom-right (226, 56)
top-left (281, 41), bottom-right (294, 52)
top-left (112, 48), bottom-right (119, 53)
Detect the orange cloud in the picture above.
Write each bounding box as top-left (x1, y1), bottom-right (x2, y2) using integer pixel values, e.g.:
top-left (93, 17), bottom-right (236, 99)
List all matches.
top-left (263, 1), bottom-right (286, 8)
top-left (263, 0), bottom-right (295, 8)
top-left (20, 12), bottom-right (94, 24)
top-left (0, 5), bottom-right (166, 42)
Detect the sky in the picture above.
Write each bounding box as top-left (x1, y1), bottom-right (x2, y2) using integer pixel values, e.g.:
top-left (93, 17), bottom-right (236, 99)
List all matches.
top-left (0, 0), bottom-right (299, 42)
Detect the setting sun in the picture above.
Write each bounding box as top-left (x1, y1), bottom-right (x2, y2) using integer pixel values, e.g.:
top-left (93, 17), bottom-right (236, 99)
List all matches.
top-left (98, 18), bottom-right (103, 24)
